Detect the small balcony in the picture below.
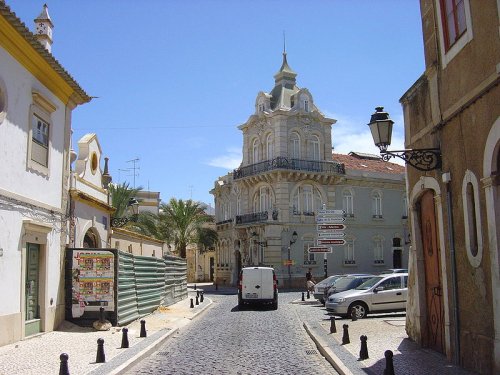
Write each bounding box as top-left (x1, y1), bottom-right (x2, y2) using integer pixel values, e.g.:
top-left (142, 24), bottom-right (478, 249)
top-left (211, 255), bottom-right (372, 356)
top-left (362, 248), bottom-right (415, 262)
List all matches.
top-left (235, 211), bottom-right (269, 225)
top-left (233, 157), bottom-right (345, 180)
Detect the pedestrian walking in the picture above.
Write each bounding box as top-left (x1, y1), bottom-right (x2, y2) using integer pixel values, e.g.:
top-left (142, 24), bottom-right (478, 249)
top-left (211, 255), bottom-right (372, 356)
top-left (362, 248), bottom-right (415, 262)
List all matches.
top-left (306, 268), bottom-right (316, 292)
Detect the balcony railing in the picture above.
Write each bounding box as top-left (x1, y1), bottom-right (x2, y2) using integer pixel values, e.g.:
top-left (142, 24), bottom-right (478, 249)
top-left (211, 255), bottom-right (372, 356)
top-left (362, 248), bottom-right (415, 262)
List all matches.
top-left (233, 157), bottom-right (345, 180)
top-left (216, 219), bottom-right (233, 225)
top-left (235, 211), bottom-right (268, 225)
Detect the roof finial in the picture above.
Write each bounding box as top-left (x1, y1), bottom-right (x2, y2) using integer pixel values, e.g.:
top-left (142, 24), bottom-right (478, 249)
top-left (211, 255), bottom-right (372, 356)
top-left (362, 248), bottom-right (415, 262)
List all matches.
top-left (283, 30), bottom-right (286, 55)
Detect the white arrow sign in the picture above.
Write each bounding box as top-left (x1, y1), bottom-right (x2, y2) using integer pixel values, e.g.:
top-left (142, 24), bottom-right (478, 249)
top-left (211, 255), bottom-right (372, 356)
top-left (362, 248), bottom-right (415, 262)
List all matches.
top-left (317, 224), bottom-right (346, 231)
top-left (317, 239), bottom-right (346, 246)
top-left (317, 231), bottom-right (346, 238)
top-left (316, 216), bottom-right (346, 224)
top-left (317, 209), bottom-right (345, 215)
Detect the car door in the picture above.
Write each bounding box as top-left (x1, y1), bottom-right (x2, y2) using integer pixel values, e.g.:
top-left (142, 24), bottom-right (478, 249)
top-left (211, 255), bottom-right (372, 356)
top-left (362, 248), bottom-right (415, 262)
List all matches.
top-left (370, 275), bottom-right (405, 312)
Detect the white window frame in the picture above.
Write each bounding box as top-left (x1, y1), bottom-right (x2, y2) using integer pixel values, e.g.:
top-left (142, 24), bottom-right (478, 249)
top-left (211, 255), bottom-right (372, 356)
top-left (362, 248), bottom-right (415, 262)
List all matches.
top-left (28, 91), bottom-right (56, 175)
top-left (462, 170), bottom-right (483, 268)
top-left (266, 133), bottom-right (274, 160)
top-left (372, 190), bottom-right (383, 218)
top-left (373, 236), bottom-right (384, 264)
top-left (303, 237), bottom-right (315, 264)
top-left (252, 139), bottom-right (259, 164)
top-left (309, 135), bottom-right (320, 161)
top-left (344, 238), bottom-right (355, 265)
top-left (290, 132), bottom-right (300, 159)
top-left (435, 0), bottom-right (473, 69)
top-left (259, 186), bottom-right (271, 212)
top-left (343, 189), bottom-right (354, 216)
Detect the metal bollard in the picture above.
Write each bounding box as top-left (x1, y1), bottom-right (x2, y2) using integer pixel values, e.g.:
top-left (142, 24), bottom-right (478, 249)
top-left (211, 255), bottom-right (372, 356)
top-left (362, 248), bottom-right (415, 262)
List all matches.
top-left (59, 353), bottom-right (69, 375)
top-left (359, 335), bottom-right (369, 360)
top-left (190, 298), bottom-right (194, 308)
top-left (96, 338), bottom-right (105, 363)
top-left (330, 317), bottom-right (337, 334)
top-left (140, 320), bottom-right (147, 338)
top-left (195, 295), bottom-right (199, 305)
top-left (196, 290), bottom-right (200, 298)
top-left (342, 324), bottom-right (350, 345)
top-left (200, 292), bottom-right (204, 303)
top-left (121, 327), bottom-right (129, 348)
top-left (194, 284), bottom-right (197, 290)
top-left (215, 283), bottom-right (218, 291)
top-left (306, 290), bottom-right (310, 299)
top-left (384, 350), bottom-right (395, 375)
top-left (99, 306), bottom-right (106, 323)
top-left (301, 292), bottom-right (305, 301)
top-left (351, 307), bottom-right (358, 321)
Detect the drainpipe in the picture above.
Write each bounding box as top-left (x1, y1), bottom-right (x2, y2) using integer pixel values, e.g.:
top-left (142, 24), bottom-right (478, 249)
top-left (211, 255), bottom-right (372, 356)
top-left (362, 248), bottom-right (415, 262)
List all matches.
top-left (442, 172), bottom-right (460, 364)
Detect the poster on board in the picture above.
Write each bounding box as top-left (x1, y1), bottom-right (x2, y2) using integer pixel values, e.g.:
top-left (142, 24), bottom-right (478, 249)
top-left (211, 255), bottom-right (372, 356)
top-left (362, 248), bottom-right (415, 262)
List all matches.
top-left (71, 250), bottom-right (114, 318)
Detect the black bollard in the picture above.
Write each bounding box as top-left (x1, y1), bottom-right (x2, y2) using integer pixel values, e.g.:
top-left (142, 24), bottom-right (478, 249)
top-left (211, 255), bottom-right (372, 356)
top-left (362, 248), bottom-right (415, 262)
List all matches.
top-left (96, 338), bottom-right (105, 363)
top-left (121, 327), bottom-right (129, 349)
top-left (195, 295), bottom-right (199, 305)
top-left (196, 290), bottom-right (200, 298)
top-left (99, 307), bottom-right (106, 323)
top-left (384, 350), bottom-right (395, 375)
top-left (59, 353), bottom-right (69, 375)
top-left (306, 290), bottom-right (310, 299)
top-left (301, 292), bottom-right (305, 301)
top-left (194, 284), bottom-right (197, 290)
top-left (200, 292), bottom-right (204, 303)
top-left (140, 320), bottom-right (147, 338)
top-left (342, 324), bottom-right (350, 345)
top-left (351, 307), bottom-right (358, 321)
top-left (330, 317), bottom-right (337, 334)
top-left (215, 283), bottom-right (218, 291)
top-left (190, 298), bottom-right (194, 308)
top-left (359, 335), bottom-right (369, 360)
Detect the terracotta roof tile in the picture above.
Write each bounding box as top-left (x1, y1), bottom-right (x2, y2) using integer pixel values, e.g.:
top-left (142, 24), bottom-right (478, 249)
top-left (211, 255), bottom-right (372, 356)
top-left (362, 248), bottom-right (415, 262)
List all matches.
top-left (332, 152), bottom-right (405, 175)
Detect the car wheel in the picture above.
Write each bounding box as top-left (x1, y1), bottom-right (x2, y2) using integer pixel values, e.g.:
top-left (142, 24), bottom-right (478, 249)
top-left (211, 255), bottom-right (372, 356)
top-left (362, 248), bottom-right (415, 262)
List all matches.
top-left (319, 298), bottom-right (325, 304)
top-left (349, 302), bottom-right (368, 319)
top-left (272, 299), bottom-right (278, 310)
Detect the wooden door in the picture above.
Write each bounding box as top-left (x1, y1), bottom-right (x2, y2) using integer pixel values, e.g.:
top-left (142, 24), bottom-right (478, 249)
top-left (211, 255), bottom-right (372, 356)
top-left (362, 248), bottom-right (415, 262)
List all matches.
top-left (419, 190), bottom-right (445, 353)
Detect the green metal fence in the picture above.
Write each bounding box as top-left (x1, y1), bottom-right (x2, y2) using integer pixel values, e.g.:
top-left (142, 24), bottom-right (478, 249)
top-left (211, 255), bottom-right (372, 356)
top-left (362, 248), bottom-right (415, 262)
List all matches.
top-left (117, 251), bottom-right (187, 326)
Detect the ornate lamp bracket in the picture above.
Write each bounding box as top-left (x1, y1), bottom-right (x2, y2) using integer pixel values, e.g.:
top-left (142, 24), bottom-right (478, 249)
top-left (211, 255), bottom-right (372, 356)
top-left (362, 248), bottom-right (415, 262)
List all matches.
top-left (380, 148), bottom-right (441, 171)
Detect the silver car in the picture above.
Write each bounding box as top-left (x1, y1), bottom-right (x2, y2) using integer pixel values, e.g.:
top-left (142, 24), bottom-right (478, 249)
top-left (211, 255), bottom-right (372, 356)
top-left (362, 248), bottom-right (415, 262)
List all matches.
top-left (325, 273), bottom-right (408, 318)
top-left (313, 274), bottom-right (345, 304)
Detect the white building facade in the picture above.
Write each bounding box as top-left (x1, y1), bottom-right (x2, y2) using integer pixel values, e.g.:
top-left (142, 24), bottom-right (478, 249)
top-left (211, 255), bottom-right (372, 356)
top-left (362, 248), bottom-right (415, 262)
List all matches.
top-left (0, 3), bottom-right (90, 345)
top-left (211, 54), bottom-right (408, 287)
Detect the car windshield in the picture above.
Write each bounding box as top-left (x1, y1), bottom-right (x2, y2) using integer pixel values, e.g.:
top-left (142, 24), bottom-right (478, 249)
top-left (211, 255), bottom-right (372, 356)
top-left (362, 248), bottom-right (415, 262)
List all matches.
top-left (332, 277), bottom-right (355, 289)
top-left (317, 276), bottom-right (341, 287)
top-left (356, 276), bottom-right (383, 290)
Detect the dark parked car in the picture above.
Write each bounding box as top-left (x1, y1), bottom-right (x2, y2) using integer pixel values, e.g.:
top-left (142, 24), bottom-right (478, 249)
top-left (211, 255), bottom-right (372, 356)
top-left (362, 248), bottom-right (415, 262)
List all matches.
top-left (313, 274), bottom-right (345, 304)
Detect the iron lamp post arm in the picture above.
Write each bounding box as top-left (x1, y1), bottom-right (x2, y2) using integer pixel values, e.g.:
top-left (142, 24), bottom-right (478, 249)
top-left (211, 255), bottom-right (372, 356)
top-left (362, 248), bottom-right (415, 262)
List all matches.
top-left (380, 148), bottom-right (441, 171)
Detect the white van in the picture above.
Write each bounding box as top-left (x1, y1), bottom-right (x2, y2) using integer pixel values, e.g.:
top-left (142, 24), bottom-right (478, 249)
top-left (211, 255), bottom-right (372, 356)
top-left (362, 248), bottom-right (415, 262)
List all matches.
top-left (238, 267), bottom-right (278, 309)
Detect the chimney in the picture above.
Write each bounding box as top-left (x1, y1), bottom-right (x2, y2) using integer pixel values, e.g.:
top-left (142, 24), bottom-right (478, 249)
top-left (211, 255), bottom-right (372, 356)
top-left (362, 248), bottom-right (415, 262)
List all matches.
top-left (34, 4), bottom-right (53, 53)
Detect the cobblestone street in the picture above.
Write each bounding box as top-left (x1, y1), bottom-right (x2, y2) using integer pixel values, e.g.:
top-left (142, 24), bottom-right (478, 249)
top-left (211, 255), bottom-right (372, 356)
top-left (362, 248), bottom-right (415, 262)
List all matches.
top-left (126, 292), bottom-right (338, 375)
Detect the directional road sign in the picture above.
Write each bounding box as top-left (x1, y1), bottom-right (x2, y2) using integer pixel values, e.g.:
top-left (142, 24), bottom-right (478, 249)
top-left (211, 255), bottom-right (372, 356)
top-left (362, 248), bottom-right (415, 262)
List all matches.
top-left (317, 209), bottom-right (345, 215)
top-left (317, 231), bottom-right (346, 239)
top-left (317, 224), bottom-right (346, 231)
top-left (316, 216), bottom-right (346, 224)
top-left (308, 246), bottom-right (333, 254)
top-left (317, 239), bottom-right (346, 246)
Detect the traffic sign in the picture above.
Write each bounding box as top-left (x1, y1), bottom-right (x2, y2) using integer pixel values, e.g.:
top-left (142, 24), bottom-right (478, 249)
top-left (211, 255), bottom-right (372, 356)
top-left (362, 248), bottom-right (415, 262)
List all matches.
top-left (316, 216), bottom-right (346, 224)
top-left (317, 231), bottom-right (345, 239)
top-left (317, 239), bottom-right (346, 246)
top-left (317, 209), bottom-right (345, 215)
top-left (317, 224), bottom-right (346, 231)
top-left (308, 246), bottom-right (333, 254)
top-left (283, 259), bottom-right (294, 266)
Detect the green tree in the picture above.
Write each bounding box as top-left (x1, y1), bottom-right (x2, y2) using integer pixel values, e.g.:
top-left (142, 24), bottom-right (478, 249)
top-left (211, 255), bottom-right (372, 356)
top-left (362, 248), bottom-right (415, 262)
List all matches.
top-left (160, 198), bottom-right (216, 258)
top-left (108, 182), bottom-right (142, 228)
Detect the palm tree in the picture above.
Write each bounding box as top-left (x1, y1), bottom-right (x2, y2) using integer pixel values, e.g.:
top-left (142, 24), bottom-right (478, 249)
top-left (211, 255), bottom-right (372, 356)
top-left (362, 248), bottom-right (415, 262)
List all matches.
top-left (108, 182), bottom-right (142, 227)
top-left (160, 198), bottom-right (216, 258)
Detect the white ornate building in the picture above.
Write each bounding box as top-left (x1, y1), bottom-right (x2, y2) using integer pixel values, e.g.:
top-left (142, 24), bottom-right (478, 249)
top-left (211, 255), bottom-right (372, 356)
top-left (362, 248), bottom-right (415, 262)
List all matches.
top-left (211, 53), bottom-right (408, 287)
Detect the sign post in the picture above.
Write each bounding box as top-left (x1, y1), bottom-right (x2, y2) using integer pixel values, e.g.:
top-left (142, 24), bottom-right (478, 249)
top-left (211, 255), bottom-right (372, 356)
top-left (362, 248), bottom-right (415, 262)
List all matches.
top-left (316, 209), bottom-right (347, 278)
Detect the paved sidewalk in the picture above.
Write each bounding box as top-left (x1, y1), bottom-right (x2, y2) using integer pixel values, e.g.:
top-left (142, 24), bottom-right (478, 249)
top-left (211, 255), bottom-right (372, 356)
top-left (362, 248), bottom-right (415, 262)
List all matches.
top-left (0, 288), bottom-right (212, 375)
top-left (292, 297), bottom-right (478, 375)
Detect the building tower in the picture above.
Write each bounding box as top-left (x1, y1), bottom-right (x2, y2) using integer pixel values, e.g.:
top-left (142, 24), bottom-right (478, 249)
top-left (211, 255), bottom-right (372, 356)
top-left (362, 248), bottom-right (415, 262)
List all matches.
top-left (34, 4), bottom-right (53, 53)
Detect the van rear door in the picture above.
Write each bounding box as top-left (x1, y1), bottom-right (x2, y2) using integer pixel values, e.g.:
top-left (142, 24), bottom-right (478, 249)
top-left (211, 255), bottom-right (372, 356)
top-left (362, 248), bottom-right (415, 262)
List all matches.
top-left (242, 268), bottom-right (263, 300)
top-left (260, 269), bottom-right (274, 300)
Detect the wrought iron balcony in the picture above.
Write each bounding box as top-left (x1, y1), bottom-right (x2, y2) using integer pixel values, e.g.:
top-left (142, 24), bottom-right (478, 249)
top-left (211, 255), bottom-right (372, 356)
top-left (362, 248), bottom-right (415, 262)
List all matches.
top-left (233, 157), bottom-right (345, 180)
top-left (235, 211), bottom-right (268, 225)
top-left (216, 218), bottom-right (233, 226)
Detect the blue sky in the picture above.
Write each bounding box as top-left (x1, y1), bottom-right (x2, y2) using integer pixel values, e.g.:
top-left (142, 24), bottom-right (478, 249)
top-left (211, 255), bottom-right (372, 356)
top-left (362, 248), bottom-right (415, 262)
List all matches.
top-left (8, 0), bottom-right (424, 207)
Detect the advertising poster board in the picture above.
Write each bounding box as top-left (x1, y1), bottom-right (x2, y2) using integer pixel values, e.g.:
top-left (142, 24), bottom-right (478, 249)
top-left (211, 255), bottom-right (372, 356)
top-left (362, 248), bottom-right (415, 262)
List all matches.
top-left (70, 250), bottom-right (115, 318)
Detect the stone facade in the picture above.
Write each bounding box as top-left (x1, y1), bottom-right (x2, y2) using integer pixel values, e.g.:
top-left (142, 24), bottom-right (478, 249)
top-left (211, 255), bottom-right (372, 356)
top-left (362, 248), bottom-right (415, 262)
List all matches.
top-left (400, 1), bottom-right (500, 374)
top-left (211, 54), bottom-right (408, 288)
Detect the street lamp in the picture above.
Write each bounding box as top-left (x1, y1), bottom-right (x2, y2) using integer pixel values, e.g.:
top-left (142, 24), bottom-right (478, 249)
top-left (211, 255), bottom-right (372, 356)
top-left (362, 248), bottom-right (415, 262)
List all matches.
top-left (111, 197), bottom-right (139, 227)
top-left (368, 106), bottom-right (441, 171)
top-left (287, 231), bottom-right (298, 288)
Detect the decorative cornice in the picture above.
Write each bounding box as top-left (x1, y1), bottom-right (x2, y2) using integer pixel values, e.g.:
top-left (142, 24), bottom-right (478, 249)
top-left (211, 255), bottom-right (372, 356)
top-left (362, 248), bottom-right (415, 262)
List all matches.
top-left (70, 189), bottom-right (114, 213)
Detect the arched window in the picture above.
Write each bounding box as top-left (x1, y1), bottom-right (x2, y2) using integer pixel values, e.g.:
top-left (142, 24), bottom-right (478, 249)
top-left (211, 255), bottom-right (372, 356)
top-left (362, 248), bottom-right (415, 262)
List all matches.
top-left (309, 135), bottom-right (320, 160)
top-left (290, 132), bottom-right (300, 159)
top-left (252, 139), bottom-right (259, 164)
top-left (303, 235), bottom-right (315, 264)
top-left (342, 189), bottom-right (354, 216)
top-left (372, 191), bottom-right (383, 218)
top-left (344, 237), bottom-right (355, 265)
top-left (266, 133), bottom-right (274, 160)
top-left (83, 229), bottom-right (98, 248)
top-left (259, 186), bottom-right (271, 212)
top-left (293, 184), bottom-right (322, 215)
top-left (373, 236), bottom-right (384, 264)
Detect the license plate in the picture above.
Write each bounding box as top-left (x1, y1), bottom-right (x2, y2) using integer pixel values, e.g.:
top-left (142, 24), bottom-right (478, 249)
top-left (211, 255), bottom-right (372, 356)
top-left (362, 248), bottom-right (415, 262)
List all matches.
top-left (245, 293), bottom-right (258, 299)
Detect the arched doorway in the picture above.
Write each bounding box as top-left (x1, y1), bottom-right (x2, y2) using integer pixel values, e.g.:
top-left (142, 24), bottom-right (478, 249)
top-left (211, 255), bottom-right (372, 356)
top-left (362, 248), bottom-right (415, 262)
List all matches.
top-left (418, 190), bottom-right (445, 353)
top-left (83, 229), bottom-right (99, 248)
